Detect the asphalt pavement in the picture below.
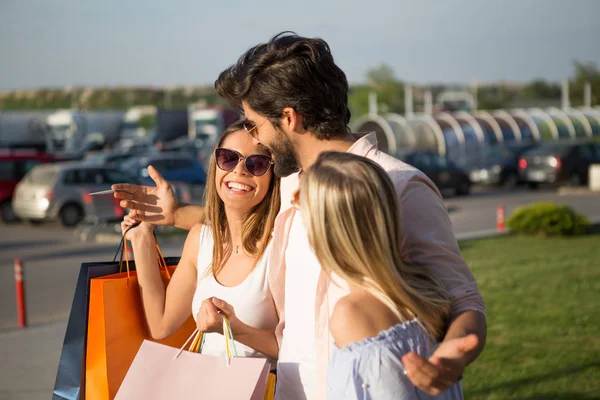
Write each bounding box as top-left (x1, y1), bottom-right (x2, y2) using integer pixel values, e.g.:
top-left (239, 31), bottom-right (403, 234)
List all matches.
top-left (0, 186), bottom-right (598, 399)
top-left (447, 186), bottom-right (600, 238)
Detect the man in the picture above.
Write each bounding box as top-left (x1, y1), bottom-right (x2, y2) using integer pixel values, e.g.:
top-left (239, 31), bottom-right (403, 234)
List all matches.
top-left (114, 32), bottom-right (485, 399)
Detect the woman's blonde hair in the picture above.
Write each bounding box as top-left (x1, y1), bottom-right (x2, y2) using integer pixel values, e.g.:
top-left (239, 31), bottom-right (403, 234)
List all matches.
top-left (300, 151), bottom-right (450, 340)
top-left (203, 121), bottom-right (281, 276)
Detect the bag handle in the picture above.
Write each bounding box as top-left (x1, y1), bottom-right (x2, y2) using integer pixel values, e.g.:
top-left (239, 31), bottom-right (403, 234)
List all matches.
top-left (175, 315), bottom-right (238, 366)
top-left (114, 225), bottom-right (172, 284)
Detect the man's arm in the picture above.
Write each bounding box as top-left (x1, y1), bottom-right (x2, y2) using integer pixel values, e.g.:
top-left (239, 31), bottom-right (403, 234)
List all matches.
top-left (172, 204), bottom-right (206, 231)
top-left (112, 165), bottom-right (205, 230)
top-left (396, 176), bottom-right (486, 395)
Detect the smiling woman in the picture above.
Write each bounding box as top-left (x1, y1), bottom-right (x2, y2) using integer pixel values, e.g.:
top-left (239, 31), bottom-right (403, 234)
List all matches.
top-left (205, 121), bottom-right (280, 276)
top-left (120, 119), bottom-right (282, 378)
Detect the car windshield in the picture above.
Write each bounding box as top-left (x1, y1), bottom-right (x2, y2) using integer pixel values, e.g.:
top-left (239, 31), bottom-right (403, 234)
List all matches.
top-left (120, 158), bottom-right (144, 172)
top-left (526, 144), bottom-right (573, 157)
top-left (104, 169), bottom-right (136, 184)
top-left (27, 166), bottom-right (59, 184)
top-left (485, 147), bottom-right (511, 159)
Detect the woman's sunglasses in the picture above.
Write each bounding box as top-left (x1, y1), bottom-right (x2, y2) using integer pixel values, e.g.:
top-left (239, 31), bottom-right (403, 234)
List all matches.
top-left (214, 148), bottom-right (273, 177)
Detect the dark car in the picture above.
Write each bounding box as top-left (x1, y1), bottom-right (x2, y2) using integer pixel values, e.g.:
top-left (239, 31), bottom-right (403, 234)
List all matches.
top-left (519, 140), bottom-right (600, 189)
top-left (0, 149), bottom-right (62, 222)
top-left (469, 142), bottom-right (539, 188)
top-left (121, 152), bottom-right (207, 186)
top-left (396, 150), bottom-right (471, 195)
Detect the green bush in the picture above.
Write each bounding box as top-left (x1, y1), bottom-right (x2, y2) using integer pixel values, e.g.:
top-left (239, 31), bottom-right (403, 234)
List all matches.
top-left (507, 203), bottom-right (590, 236)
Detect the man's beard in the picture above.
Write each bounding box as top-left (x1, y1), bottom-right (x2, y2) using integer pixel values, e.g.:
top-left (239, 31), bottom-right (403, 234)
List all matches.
top-left (270, 130), bottom-right (301, 177)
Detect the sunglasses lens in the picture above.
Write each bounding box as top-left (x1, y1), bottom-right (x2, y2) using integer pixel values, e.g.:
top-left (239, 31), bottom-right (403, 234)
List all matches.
top-left (216, 149), bottom-right (239, 171)
top-left (243, 122), bottom-right (255, 132)
top-left (246, 155), bottom-right (272, 176)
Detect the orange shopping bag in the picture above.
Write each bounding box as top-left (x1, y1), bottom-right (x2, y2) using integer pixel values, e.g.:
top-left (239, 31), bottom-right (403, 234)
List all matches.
top-left (85, 238), bottom-right (196, 400)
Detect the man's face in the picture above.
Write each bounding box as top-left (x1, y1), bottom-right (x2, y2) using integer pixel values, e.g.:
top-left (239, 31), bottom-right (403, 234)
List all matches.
top-left (242, 101), bottom-right (300, 177)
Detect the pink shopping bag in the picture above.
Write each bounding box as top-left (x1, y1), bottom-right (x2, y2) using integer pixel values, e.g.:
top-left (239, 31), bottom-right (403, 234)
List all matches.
top-left (115, 339), bottom-right (270, 399)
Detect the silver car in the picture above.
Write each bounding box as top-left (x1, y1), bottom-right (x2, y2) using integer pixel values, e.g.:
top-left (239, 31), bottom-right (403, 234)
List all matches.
top-left (13, 162), bottom-right (137, 227)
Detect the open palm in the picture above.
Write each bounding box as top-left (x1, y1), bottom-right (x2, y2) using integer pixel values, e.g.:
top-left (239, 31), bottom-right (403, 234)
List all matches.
top-left (112, 165), bottom-right (178, 225)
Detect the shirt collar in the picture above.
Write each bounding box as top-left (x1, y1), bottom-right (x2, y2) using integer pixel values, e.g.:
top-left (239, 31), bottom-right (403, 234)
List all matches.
top-left (347, 132), bottom-right (378, 157)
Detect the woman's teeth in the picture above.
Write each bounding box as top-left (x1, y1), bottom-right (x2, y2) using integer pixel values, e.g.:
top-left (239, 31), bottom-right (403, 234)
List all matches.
top-left (227, 182), bottom-right (253, 192)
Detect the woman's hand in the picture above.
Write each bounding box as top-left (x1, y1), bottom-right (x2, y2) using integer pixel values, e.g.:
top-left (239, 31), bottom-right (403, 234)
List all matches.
top-left (112, 165), bottom-right (179, 226)
top-left (199, 297), bottom-right (279, 359)
top-left (196, 297), bottom-right (240, 334)
top-left (121, 215), bottom-right (154, 242)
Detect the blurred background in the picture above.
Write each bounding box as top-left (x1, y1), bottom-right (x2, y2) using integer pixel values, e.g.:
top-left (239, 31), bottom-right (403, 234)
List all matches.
top-left (0, 1), bottom-right (599, 399)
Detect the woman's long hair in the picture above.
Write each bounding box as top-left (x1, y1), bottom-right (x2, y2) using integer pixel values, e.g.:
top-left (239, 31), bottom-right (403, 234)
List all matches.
top-left (300, 151), bottom-right (450, 340)
top-left (203, 120), bottom-right (281, 276)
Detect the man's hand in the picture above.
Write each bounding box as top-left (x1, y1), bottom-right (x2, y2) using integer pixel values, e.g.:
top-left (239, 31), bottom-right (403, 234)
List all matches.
top-left (112, 165), bottom-right (178, 226)
top-left (402, 334), bottom-right (479, 396)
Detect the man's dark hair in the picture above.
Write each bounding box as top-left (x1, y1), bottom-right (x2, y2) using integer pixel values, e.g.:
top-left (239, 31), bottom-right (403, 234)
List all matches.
top-left (215, 31), bottom-right (351, 140)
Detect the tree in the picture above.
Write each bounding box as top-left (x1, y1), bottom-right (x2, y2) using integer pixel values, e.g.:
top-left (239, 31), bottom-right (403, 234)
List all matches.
top-left (523, 79), bottom-right (561, 100)
top-left (476, 85), bottom-right (519, 110)
top-left (569, 61), bottom-right (600, 106)
top-left (348, 64), bottom-right (405, 122)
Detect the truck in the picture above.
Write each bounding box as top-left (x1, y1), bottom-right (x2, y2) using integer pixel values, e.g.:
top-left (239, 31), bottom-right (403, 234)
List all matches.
top-left (152, 108), bottom-right (189, 143)
top-left (46, 109), bottom-right (126, 156)
top-left (114, 108), bottom-right (190, 155)
top-left (188, 104), bottom-right (241, 148)
top-left (122, 105), bottom-right (157, 139)
top-left (0, 110), bottom-right (53, 150)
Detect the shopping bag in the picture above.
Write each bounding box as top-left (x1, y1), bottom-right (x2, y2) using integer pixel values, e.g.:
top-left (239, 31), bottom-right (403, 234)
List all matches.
top-left (53, 259), bottom-right (138, 400)
top-left (85, 237), bottom-right (196, 400)
top-left (116, 318), bottom-right (270, 400)
top-left (52, 232), bottom-right (182, 400)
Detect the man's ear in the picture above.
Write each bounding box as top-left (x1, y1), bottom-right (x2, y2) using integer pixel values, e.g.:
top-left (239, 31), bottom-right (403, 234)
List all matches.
top-left (281, 107), bottom-right (304, 133)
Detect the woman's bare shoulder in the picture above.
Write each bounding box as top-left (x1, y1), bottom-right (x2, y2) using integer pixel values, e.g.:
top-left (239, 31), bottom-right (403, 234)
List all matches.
top-left (329, 292), bottom-right (399, 348)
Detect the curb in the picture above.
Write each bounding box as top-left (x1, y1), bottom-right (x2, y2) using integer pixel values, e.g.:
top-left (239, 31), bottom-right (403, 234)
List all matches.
top-left (455, 215), bottom-right (600, 242)
top-left (94, 233), bottom-right (123, 244)
top-left (455, 229), bottom-right (510, 241)
top-left (558, 186), bottom-right (600, 195)
top-left (93, 232), bottom-right (186, 245)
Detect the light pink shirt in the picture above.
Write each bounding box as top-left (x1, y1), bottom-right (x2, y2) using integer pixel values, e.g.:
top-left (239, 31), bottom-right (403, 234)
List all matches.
top-left (269, 132), bottom-right (486, 399)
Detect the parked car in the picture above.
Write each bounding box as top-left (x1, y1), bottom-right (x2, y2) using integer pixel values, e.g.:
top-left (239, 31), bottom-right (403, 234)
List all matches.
top-left (13, 162), bottom-right (138, 227)
top-left (121, 152), bottom-right (206, 186)
top-left (469, 142), bottom-right (539, 188)
top-left (519, 140), bottom-right (600, 189)
top-left (396, 150), bottom-right (471, 195)
top-left (82, 150), bottom-right (138, 169)
top-left (0, 149), bottom-right (61, 223)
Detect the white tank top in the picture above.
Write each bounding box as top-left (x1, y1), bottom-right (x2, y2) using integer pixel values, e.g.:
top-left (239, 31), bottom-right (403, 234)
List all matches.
top-left (191, 225), bottom-right (278, 368)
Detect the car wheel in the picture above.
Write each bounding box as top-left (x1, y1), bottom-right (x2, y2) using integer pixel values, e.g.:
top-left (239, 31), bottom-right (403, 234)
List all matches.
top-left (60, 204), bottom-right (84, 227)
top-left (455, 181), bottom-right (471, 196)
top-left (528, 182), bottom-right (539, 190)
top-left (0, 200), bottom-right (19, 223)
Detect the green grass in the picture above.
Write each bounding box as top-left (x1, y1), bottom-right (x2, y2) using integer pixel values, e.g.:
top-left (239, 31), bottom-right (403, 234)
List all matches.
top-left (460, 227), bottom-right (600, 399)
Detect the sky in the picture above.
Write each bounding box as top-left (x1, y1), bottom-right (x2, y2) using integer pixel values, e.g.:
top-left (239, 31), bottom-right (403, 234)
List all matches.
top-left (1, 0), bottom-right (599, 90)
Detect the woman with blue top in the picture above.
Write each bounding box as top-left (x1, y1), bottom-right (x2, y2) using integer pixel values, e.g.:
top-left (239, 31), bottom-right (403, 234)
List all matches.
top-left (298, 151), bottom-right (466, 400)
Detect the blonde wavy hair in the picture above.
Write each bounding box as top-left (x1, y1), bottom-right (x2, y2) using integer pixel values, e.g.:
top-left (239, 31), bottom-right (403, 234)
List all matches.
top-left (203, 121), bottom-right (281, 277)
top-left (299, 151), bottom-right (450, 340)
